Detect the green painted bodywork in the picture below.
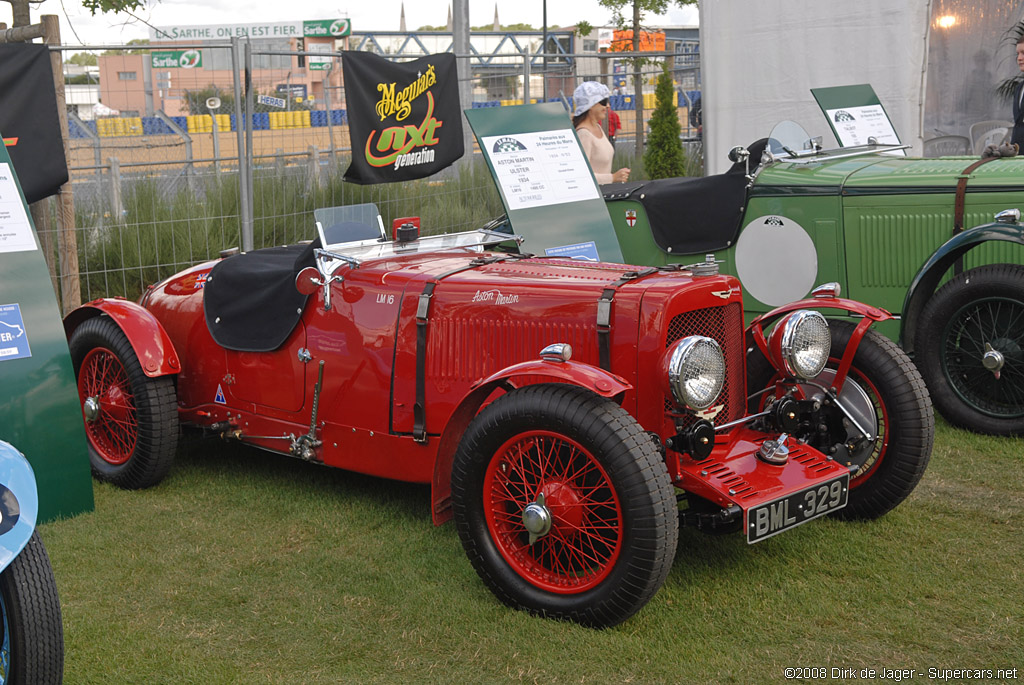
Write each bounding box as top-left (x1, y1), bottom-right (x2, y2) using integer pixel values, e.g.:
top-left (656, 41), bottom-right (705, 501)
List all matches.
top-left (0, 134), bottom-right (94, 522)
top-left (607, 149), bottom-right (1024, 347)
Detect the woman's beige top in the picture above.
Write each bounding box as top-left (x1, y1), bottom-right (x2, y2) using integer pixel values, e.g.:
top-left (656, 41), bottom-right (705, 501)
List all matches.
top-left (576, 127), bottom-right (615, 184)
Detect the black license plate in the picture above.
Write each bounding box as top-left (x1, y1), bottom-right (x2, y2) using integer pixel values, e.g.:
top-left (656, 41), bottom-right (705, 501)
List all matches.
top-left (747, 473), bottom-right (850, 543)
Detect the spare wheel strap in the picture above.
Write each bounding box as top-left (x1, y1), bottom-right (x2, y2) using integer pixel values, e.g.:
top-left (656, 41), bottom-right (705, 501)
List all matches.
top-left (954, 156), bottom-right (999, 235)
top-left (597, 267), bottom-right (659, 371)
top-left (413, 256), bottom-right (510, 443)
top-left (952, 156), bottom-right (1000, 275)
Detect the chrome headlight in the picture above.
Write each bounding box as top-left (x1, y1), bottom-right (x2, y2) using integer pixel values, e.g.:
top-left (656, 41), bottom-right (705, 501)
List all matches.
top-left (665, 336), bottom-right (725, 410)
top-left (772, 310), bottom-right (831, 379)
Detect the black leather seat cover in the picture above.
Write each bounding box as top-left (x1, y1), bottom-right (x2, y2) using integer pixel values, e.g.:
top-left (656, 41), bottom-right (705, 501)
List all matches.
top-left (603, 138), bottom-right (768, 256)
top-left (203, 238), bottom-right (320, 352)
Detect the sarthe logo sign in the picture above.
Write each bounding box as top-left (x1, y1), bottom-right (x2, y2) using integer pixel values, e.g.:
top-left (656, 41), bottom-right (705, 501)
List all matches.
top-left (342, 51), bottom-right (463, 185)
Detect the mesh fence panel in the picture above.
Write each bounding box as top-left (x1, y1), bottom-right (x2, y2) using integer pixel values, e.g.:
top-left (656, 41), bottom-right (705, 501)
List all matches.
top-left (48, 41), bottom-right (699, 305)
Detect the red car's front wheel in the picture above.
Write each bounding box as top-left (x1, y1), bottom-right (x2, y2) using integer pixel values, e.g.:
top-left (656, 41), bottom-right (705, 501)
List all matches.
top-left (452, 384), bottom-right (677, 628)
top-left (69, 317), bottom-right (178, 489)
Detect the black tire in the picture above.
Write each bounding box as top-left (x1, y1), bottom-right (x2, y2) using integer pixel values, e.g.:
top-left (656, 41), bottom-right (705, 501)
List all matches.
top-left (749, 321), bottom-right (934, 519)
top-left (451, 384), bottom-right (677, 628)
top-left (69, 316), bottom-right (178, 489)
top-left (914, 263), bottom-right (1024, 435)
top-left (0, 531), bottom-right (63, 685)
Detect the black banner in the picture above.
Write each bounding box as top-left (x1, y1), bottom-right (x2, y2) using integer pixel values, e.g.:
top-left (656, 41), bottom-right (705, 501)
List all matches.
top-left (0, 44), bottom-right (69, 204)
top-left (342, 51), bottom-right (463, 184)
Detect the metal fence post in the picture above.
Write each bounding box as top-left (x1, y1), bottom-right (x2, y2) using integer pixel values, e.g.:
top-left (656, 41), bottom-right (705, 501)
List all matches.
top-left (153, 110), bottom-right (194, 193)
top-left (523, 48), bottom-right (531, 104)
top-left (243, 38), bottom-right (255, 253)
top-left (108, 156), bottom-right (123, 219)
top-left (322, 69), bottom-right (337, 164)
top-left (308, 146), bottom-right (322, 188)
top-left (232, 36), bottom-right (253, 253)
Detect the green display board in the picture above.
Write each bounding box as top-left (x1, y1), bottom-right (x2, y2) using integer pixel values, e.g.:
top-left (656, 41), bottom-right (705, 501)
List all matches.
top-left (466, 103), bottom-right (624, 263)
top-left (810, 84), bottom-right (904, 153)
top-left (0, 134), bottom-right (94, 522)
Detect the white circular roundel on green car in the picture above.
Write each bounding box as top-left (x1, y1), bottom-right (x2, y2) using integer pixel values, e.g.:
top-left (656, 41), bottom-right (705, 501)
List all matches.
top-left (734, 215), bottom-right (817, 306)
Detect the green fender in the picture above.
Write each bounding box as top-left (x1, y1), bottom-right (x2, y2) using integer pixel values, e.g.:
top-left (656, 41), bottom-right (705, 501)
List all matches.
top-left (901, 222), bottom-right (1024, 353)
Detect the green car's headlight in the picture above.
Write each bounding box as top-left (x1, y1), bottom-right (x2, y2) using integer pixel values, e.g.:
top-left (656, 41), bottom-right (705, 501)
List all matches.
top-left (771, 310), bottom-right (831, 380)
top-left (664, 336), bottom-right (725, 410)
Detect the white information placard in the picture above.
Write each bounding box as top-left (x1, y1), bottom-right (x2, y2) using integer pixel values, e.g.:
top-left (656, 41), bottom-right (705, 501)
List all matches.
top-left (825, 105), bottom-right (901, 148)
top-left (481, 130), bottom-right (600, 211)
top-left (0, 164), bottom-right (37, 254)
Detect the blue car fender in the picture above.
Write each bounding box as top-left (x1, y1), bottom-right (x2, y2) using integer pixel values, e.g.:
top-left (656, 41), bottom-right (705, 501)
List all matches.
top-left (0, 440), bottom-right (39, 573)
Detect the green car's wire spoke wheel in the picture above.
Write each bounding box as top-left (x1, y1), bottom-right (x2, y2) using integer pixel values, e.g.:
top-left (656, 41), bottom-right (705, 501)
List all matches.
top-left (916, 264), bottom-right (1024, 435)
top-left (0, 531), bottom-right (63, 685)
top-left (451, 384), bottom-right (677, 628)
top-left (942, 297), bottom-right (1024, 415)
top-left (69, 317), bottom-right (178, 489)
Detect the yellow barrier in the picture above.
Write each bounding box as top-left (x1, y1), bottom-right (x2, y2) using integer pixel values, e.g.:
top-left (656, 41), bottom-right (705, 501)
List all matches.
top-left (268, 110), bottom-right (311, 129)
top-left (96, 117), bottom-right (144, 137)
top-left (186, 114), bottom-right (231, 133)
top-left (642, 92), bottom-right (679, 110)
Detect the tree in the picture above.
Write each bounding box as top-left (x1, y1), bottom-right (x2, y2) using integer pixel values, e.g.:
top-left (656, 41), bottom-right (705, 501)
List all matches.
top-left (643, 62), bottom-right (685, 178)
top-left (67, 52), bottom-right (98, 66)
top-left (584, 0), bottom-right (696, 158)
top-left (3, 0), bottom-right (145, 27)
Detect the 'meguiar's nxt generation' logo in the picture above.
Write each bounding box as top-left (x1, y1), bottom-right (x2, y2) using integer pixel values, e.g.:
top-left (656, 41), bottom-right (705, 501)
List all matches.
top-left (366, 65), bottom-right (443, 170)
top-left (375, 65), bottom-right (437, 122)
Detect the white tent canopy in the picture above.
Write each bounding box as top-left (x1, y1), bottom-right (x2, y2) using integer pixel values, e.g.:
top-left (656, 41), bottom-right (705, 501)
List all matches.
top-left (698, 0), bottom-right (1024, 173)
top-left (699, 0), bottom-right (929, 173)
top-left (92, 102), bottom-right (120, 117)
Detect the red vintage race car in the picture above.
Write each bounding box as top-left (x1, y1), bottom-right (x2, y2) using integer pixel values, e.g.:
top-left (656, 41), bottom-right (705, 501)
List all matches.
top-left (63, 203), bottom-right (933, 627)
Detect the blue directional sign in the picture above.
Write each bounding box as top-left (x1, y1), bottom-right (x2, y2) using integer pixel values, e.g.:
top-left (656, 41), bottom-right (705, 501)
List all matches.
top-left (0, 303), bottom-right (31, 361)
top-left (545, 241), bottom-right (601, 262)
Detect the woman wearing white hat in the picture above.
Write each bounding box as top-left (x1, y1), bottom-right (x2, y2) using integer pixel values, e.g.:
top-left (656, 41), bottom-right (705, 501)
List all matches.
top-left (572, 81), bottom-right (630, 184)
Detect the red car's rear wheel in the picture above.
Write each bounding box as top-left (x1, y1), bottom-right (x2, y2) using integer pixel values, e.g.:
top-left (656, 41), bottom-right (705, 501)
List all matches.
top-left (452, 384), bottom-right (677, 628)
top-left (69, 317), bottom-right (178, 489)
top-left (78, 347), bottom-right (137, 465)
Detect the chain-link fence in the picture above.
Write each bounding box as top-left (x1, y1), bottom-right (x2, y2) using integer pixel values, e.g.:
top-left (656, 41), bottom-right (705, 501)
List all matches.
top-left (35, 39), bottom-right (700, 308)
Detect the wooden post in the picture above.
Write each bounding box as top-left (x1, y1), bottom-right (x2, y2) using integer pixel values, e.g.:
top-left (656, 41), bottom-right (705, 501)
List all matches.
top-left (42, 15), bottom-right (82, 312)
top-left (29, 200), bottom-right (59, 295)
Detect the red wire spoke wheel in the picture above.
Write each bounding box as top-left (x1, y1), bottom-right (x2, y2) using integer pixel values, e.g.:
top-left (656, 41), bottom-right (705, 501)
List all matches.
top-left (483, 431), bottom-right (623, 594)
top-left (78, 347), bottom-right (138, 465)
top-left (69, 317), bottom-right (178, 489)
top-left (452, 384), bottom-right (677, 628)
top-left (747, 321), bottom-right (933, 519)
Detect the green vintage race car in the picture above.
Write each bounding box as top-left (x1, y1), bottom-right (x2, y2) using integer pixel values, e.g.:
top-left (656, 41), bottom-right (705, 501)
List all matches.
top-left (601, 121), bottom-right (1024, 436)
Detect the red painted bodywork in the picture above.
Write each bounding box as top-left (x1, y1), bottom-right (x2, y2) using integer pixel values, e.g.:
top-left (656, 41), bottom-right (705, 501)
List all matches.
top-left (63, 297), bottom-right (181, 378)
top-left (748, 295), bottom-right (892, 395)
top-left (93, 246), bottom-right (856, 524)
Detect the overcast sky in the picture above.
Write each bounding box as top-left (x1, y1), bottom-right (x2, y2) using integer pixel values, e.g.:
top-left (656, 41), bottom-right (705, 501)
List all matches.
top-left (2, 1), bottom-right (699, 46)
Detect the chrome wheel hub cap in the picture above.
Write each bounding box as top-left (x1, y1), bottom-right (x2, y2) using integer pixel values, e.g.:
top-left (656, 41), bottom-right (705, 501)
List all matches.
top-left (983, 343), bottom-right (1005, 379)
top-left (83, 396), bottom-right (101, 422)
top-left (522, 492), bottom-right (552, 545)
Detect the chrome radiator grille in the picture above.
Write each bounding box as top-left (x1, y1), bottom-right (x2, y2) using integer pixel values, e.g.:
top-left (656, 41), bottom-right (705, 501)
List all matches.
top-left (665, 302), bottom-right (745, 426)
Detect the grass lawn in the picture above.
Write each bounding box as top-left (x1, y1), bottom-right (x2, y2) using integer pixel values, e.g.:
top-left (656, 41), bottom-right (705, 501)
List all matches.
top-left (40, 420), bottom-right (1023, 683)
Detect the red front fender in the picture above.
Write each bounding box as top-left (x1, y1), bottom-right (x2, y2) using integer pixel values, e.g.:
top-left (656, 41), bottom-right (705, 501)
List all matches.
top-left (63, 298), bottom-right (180, 378)
top-left (747, 295), bottom-right (892, 394)
top-left (429, 359), bottom-right (632, 525)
